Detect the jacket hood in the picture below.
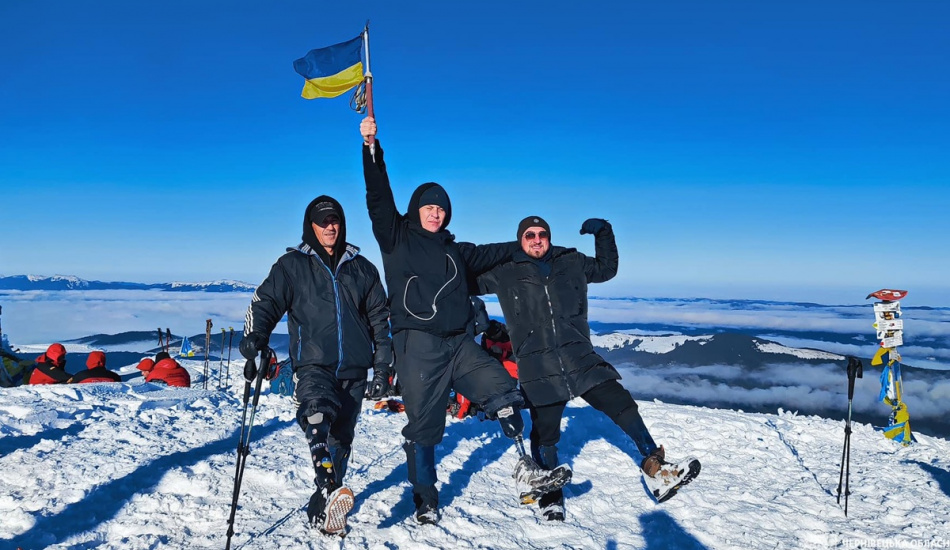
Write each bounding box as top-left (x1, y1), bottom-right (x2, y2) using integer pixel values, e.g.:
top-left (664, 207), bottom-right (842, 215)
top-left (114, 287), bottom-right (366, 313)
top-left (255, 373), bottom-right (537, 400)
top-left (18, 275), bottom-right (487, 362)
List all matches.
top-left (302, 195), bottom-right (347, 257)
top-left (407, 182), bottom-right (452, 230)
top-left (86, 351), bottom-right (106, 369)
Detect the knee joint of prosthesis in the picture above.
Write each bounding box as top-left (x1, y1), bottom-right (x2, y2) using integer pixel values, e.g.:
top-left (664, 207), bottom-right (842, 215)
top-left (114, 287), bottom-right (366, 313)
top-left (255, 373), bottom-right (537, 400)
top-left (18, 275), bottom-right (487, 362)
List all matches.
top-left (495, 406), bottom-right (524, 439)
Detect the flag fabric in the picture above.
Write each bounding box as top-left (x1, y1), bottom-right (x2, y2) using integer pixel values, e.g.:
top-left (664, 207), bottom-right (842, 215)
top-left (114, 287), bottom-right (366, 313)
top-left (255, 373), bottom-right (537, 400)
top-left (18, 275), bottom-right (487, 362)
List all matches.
top-left (293, 35), bottom-right (364, 99)
top-left (179, 337), bottom-right (194, 358)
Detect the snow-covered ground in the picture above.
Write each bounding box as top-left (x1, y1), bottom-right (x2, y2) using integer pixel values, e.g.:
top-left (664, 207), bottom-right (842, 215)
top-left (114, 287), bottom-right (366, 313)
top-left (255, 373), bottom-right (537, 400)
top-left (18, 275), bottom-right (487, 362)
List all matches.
top-left (2, 358), bottom-right (949, 549)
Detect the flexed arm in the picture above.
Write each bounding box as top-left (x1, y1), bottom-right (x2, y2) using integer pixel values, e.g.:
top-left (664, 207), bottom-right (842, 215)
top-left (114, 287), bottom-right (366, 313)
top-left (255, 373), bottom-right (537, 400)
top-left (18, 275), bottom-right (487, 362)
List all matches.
top-left (579, 218), bottom-right (618, 283)
top-left (362, 117), bottom-right (402, 254)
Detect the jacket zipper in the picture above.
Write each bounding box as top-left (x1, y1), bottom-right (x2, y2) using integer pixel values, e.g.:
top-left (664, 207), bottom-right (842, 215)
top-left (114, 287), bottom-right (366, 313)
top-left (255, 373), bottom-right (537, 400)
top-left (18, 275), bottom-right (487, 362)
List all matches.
top-left (326, 252), bottom-right (354, 376)
top-left (544, 283), bottom-right (574, 399)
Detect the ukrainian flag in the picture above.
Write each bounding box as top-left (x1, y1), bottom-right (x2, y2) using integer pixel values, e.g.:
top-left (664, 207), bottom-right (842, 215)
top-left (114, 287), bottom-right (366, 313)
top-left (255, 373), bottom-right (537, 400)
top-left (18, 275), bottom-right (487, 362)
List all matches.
top-left (293, 35), bottom-right (364, 99)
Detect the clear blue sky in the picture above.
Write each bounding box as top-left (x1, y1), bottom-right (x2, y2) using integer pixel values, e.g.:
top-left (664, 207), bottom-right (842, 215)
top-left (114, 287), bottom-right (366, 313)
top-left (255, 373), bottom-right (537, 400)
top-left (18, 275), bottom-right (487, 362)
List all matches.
top-left (2, 1), bottom-right (948, 303)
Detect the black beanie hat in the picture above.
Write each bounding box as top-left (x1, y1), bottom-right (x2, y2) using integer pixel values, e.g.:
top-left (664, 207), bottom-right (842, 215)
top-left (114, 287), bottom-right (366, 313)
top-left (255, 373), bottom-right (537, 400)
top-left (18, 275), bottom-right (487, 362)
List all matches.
top-left (517, 215), bottom-right (551, 241)
top-left (418, 185), bottom-right (450, 211)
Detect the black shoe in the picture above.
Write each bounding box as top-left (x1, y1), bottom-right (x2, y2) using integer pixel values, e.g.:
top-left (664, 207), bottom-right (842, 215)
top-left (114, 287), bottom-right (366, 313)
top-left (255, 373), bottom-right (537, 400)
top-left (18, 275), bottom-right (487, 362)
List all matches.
top-left (541, 502), bottom-right (565, 521)
top-left (415, 501), bottom-right (441, 525)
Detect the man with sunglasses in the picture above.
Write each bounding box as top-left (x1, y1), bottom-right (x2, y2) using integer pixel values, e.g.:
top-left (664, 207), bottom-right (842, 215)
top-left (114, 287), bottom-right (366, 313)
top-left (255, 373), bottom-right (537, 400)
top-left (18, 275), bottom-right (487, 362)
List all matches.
top-left (475, 216), bottom-right (700, 520)
top-left (240, 195), bottom-right (393, 536)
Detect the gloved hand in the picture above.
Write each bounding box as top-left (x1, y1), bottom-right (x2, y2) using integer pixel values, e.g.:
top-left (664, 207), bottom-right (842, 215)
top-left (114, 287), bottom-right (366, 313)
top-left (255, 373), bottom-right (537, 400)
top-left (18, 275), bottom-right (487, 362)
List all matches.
top-left (240, 332), bottom-right (268, 360)
top-left (365, 366), bottom-right (393, 399)
top-left (579, 218), bottom-right (609, 236)
top-left (484, 319), bottom-right (510, 343)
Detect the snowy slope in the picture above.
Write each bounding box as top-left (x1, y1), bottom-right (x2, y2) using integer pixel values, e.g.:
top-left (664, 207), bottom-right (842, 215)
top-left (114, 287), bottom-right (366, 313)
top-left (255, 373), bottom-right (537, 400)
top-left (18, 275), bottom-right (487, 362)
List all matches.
top-left (2, 358), bottom-right (949, 549)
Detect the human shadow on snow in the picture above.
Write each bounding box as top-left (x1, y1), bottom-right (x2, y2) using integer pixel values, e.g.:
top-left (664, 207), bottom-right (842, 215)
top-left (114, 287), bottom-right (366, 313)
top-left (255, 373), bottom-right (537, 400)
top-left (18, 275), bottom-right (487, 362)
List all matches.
top-left (5, 418), bottom-right (284, 549)
top-left (0, 423), bottom-right (87, 457)
top-left (636, 509), bottom-right (709, 550)
top-left (906, 460), bottom-right (950, 501)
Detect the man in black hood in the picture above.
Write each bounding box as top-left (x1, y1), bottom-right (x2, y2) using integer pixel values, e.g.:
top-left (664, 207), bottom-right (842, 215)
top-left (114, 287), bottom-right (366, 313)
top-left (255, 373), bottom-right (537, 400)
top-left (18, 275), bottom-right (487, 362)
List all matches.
top-left (241, 194), bottom-right (393, 535)
top-left (360, 117), bottom-right (571, 525)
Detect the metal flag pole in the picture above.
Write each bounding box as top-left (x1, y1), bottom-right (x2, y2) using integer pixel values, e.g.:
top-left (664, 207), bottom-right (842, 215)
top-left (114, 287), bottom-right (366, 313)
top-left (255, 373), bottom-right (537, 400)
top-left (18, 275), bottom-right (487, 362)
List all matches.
top-left (363, 21), bottom-right (375, 146)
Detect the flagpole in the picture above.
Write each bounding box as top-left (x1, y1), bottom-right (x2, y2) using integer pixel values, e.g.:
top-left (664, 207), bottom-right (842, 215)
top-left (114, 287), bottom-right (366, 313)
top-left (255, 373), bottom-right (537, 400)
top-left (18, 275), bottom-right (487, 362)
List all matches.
top-left (363, 21), bottom-right (375, 146)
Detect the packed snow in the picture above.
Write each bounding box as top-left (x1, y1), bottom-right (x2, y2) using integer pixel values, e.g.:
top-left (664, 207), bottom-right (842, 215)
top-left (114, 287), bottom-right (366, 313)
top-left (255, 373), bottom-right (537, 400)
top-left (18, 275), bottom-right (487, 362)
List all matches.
top-left (3, 354), bottom-right (949, 549)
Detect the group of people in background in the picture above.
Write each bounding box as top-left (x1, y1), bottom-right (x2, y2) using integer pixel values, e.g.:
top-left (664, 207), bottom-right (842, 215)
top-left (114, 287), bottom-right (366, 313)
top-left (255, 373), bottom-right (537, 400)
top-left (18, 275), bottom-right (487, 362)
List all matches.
top-left (236, 116), bottom-right (699, 536)
top-left (27, 343), bottom-right (190, 387)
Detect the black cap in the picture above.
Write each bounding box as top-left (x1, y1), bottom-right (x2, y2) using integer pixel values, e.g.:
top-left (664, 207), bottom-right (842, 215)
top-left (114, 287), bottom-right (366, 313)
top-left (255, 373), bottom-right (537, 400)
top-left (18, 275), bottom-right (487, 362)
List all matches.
top-left (517, 215), bottom-right (551, 241)
top-left (418, 186), bottom-right (450, 211)
top-left (309, 201), bottom-right (340, 226)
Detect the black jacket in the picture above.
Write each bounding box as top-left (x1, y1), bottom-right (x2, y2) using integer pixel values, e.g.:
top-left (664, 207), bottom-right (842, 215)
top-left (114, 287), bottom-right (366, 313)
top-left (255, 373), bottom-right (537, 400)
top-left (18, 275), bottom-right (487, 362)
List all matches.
top-left (476, 223), bottom-right (620, 406)
top-left (245, 196), bottom-right (392, 379)
top-left (363, 143), bottom-right (518, 336)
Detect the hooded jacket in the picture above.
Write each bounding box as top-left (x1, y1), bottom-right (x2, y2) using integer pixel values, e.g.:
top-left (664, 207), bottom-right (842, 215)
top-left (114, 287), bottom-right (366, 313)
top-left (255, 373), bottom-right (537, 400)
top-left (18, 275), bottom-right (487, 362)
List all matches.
top-left (69, 351), bottom-right (121, 384)
top-left (363, 143), bottom-right (519, 336)
top-left (245, 195), bottom-right (392, 378)
top-left (28, 344), bottom-right (71, 385)
top-left (146, 357), bottom-right (191, 387)
top-left (475, 223), bottom-right (620, 406)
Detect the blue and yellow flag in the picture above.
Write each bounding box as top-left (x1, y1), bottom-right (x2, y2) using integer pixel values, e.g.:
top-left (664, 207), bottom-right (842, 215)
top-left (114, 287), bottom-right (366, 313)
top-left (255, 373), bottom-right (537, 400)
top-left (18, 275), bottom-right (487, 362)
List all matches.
top-left (293, 35), bottom-right (364, 99)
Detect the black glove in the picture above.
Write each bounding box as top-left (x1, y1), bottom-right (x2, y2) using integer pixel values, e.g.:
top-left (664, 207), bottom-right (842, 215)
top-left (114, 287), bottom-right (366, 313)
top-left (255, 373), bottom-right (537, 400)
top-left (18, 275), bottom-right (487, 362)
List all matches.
top-left (580, 218), bottom-right (609, 236)
top-left (239, 332), bottom-right (268, 360)
top-left (365, 366), bottom-right (393, 399)
top-left (484, 320), bottom-right (510, 343)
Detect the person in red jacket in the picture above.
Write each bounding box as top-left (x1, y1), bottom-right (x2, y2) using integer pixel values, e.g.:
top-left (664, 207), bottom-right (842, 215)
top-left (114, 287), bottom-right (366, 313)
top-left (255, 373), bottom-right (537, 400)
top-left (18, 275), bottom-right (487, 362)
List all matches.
top-left (145, 351), bottom-right (191, 387)
top-left (136, 357), bottom-right (156, 375)
top-left (69, 351), bottom-right (121, 384)
top-left (29, 343), bottom-right (71, 385)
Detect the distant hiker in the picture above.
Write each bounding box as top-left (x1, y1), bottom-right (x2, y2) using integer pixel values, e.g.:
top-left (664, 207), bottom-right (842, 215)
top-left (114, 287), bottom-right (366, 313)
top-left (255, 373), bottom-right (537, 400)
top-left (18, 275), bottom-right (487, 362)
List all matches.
top-left (28, 343), bottom-right (71, 385)
top-left (240, 194), bottom-right (393, 535)
top-left (475, 216), bottom-right (701, 517)
top-left (1, 348), bottom-right (34, 388)
top-left (136, 356), bottom-right (155, 374)
top-left (145, 351), bottom-right (191, 387)
top-left (360, 117), bottom-right (570, 525)
top-left (69, 351), bottom-right (121, 384)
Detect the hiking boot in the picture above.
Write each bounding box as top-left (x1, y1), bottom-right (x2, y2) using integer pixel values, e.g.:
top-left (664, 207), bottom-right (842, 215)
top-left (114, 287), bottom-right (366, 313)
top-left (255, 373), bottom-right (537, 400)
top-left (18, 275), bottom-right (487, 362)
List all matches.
top-left (541, 501), bottom-right (565, 522)
top-left (640, 446), bottom-right (701, 503)
top-left (307, 485), bottom-right (354, 535)
top-left (415, 501), bottom-right (441, 525)
top-left (640, 446), bottom-right (667, 478)
top-left (514, 455), bottom-right (572, 497)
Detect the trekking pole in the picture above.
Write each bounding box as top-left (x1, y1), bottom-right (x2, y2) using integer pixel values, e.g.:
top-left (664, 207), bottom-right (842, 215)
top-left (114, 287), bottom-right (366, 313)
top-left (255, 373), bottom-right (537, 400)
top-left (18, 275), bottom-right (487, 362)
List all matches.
top-left (837, 356), bottom-right (863, 516)
top-left (166, 328), bottom-right (172, 353)
top-left (217, 328), bottom-right (226, 390)
top-left (224, 347), bottom-right (272, 550)
top-left (203, 319), bottom-right (212, 390)
top-left (226, 327), bottom-right (234, 388)
top-left (157, 327), bottom-right (165, 352)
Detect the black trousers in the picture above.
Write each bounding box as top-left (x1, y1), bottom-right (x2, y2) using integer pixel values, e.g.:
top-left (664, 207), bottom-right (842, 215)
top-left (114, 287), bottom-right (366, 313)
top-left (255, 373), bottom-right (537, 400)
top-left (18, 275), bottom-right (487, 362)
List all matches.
top-left (528, 379), bottom-right (658, 508)
top-left (293, 365), bottom-right (367, 451)
top-left (393, 329), bottom-right (522, 446)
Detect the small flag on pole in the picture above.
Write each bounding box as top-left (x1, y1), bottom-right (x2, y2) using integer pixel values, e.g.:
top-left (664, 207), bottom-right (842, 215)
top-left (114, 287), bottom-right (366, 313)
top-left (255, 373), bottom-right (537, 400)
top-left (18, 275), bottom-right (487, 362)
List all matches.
top-left (293, 34), bottom-right (364, 99)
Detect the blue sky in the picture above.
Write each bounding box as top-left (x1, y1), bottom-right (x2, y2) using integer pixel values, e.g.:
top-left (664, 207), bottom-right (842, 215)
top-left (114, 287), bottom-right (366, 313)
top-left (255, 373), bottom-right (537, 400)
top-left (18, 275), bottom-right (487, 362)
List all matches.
top-left (2, 1), bottom-right (948, 304)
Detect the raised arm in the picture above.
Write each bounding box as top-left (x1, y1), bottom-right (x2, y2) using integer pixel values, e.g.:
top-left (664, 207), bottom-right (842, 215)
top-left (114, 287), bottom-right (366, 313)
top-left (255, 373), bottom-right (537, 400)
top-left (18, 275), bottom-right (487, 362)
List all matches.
top-left (579, 218), bottom-right (619, 283)
top-left (361, 117), bottom-right (402, 254)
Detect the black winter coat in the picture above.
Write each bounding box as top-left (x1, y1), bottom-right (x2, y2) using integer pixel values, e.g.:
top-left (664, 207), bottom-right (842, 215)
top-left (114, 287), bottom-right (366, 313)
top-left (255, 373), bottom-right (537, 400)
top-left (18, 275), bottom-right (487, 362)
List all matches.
top-left (245, 196), bottom-right (392, 379)
top-left (363, 143), bottom-right (518, 336)
top-left (476, 224), bottom-right (621, 406)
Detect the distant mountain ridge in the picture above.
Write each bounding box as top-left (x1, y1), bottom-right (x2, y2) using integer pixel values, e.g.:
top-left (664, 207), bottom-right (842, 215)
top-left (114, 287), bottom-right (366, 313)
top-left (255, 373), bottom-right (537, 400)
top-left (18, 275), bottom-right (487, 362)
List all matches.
top-left (0, 274), bottom-right (256, 292)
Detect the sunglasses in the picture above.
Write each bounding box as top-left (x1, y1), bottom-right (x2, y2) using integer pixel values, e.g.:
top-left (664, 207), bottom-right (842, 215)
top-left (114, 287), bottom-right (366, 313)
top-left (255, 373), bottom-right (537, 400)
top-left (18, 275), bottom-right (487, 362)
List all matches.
top-left (523, 231), bottom-right (549, 241)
